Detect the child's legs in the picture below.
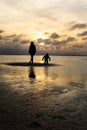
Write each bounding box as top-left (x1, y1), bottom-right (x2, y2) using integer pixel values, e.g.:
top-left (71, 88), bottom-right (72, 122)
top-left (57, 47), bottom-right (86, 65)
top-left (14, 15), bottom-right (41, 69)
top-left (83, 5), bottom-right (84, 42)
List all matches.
top-left (45, 59), bottom-right (48, 64)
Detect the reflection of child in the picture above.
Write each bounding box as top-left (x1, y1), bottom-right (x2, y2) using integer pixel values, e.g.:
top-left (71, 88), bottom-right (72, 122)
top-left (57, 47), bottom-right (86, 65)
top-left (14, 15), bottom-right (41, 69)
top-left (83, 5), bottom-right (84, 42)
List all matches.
top-left (42, 53), bottom-right (51, 64)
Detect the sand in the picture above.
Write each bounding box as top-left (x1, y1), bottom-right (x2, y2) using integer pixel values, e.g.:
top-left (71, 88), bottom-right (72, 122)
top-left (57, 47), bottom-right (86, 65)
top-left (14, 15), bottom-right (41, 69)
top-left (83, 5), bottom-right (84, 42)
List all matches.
top-left (0, 57), bottom-right (87, 130)
top-left (5, 62), bottom-right (57, 67)
top-left (0, 82), bottom-right (87, 130)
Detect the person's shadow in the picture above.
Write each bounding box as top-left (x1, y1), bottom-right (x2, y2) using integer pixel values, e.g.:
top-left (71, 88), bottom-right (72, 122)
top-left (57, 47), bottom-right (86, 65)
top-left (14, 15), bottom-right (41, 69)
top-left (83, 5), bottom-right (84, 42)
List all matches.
top-left (28, 66), bottom-right (36, 83)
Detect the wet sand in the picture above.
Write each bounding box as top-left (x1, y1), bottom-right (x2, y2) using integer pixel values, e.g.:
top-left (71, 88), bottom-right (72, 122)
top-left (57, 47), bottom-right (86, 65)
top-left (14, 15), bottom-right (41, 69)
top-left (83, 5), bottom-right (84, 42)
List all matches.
top-left (0, 55), bottom-right (87, 130)
top-left (0, 81), bottom-right (87, 130)
top-left (4, 62), bottom-right (57, 67)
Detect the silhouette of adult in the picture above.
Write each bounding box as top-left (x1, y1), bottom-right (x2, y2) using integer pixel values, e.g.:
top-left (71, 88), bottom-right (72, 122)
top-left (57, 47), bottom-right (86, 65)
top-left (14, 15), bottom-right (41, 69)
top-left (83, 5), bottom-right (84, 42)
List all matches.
top-left (42, 53), bottom-right (51, 64)
top-left (28, 41), bottom-right (36, 63)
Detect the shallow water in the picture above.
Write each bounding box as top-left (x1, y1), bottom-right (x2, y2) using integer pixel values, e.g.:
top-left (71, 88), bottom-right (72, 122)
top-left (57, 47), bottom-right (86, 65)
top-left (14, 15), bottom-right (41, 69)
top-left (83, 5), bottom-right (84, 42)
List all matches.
top-left (0, 55), bottom-right (87, 130)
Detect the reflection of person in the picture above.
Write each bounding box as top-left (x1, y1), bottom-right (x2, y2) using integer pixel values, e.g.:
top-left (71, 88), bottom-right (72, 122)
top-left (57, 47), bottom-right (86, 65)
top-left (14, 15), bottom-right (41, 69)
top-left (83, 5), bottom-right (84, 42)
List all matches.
top-left (28, 66), bottom-right (36, 84)
top-left (44, 66), bottom-right (48, 77)
top-left (28, 41), bottom-right (36, 63)
top-left (42, 53), bottom-right (51, 64)
top-left (29, 66), bottom-right (36, 78)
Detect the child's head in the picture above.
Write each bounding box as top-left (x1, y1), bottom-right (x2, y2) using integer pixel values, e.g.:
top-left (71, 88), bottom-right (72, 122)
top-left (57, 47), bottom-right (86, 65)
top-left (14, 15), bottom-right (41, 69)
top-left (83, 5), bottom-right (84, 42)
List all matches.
top-left (46, 53), bottom-right (49, 55)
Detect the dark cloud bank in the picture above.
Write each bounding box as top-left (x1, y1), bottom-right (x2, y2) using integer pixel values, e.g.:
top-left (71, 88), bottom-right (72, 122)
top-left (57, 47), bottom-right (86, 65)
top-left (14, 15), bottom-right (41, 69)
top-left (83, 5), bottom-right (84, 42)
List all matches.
top-left (0, 32), bottom-right (30, 55)
top-left (69, 23), bottom-right (87, 31)
top-left (77, 31), bottom-right (87, 37)
top-left (0, 30), bottom-right (87, 55)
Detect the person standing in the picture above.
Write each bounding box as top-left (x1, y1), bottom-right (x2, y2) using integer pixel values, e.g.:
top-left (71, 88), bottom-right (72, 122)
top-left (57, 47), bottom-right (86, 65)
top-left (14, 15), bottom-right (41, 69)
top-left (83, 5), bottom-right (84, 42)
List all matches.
top-left (28, 41), bottom-right (36, 63)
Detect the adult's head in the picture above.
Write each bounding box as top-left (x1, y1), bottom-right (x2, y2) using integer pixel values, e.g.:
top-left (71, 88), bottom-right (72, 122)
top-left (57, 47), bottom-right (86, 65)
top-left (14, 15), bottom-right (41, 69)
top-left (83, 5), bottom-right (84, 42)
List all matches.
top-left (31, 41), bottom-right (34, 45)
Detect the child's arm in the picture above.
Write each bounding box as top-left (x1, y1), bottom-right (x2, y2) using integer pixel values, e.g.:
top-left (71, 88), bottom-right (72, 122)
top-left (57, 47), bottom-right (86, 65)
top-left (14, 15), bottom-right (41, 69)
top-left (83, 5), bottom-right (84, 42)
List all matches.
top-left (49, 57), bottom-right (51, 61)
top-left (42, 56), bottom-right (45, 60)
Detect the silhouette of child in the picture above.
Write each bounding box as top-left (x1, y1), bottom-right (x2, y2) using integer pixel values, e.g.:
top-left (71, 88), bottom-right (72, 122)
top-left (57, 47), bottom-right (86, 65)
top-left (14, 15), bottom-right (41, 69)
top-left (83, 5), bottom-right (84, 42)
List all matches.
top-left (28, 41), bottom-right (36, 63)
top-left (42, 53), bottom-right (51, 64)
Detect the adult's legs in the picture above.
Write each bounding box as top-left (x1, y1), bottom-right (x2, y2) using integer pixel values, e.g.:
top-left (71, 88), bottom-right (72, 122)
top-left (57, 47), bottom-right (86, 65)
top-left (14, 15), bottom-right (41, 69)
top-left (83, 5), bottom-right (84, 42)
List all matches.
top-left (29, 55), bottom-right (34, 63)
top-left (31, 56), bottom-right (33, 63)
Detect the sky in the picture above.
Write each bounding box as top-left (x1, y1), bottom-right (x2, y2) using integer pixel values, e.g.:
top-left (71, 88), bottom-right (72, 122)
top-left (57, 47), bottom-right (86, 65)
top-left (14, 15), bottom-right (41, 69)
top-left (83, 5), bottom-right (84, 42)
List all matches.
top-left (0, 0), bottom-right (87, 55)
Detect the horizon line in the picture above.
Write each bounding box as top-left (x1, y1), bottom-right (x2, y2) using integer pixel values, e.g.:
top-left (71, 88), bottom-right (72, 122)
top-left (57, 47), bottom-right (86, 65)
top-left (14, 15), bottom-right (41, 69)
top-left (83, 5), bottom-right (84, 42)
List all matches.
top-left (0, 54), bottom-right (87, 56)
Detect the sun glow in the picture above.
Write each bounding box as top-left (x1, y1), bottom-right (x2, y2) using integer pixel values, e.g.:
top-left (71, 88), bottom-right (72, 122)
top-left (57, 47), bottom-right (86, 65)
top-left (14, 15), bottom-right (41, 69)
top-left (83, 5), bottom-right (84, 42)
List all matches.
top-left (40, 42), bottom-right (45, 46)
top-left (35, 32), bottom-right (47, 39)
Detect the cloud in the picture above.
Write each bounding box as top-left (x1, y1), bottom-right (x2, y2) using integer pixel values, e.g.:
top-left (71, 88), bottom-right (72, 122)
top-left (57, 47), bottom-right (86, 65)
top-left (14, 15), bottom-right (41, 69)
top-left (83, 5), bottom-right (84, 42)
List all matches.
top-left (72, 44), bottom-right (86, 50)
top-left (0, 45), bottom-right (27, 55)
top-left (12, 38), bottom-right (20, 43)
top-left (20, 40), bottom-right (30, 44)
top-left (0, 34), bottom-right (22, 41)
top-left (77, 31), bottom-right (87, 37)
top-left (0, 28), bottom-right (85, 55)
top-left (37, 36), bottom-right (76, 47)
top-left (52, 40), bottom-right (61, 45)
top-left (69, 23), bottom-right (87, 30)
top-left (0, 35), bottom-right (3, 40)
top-left (50, 32), bottom-right (59, 39)
top-left (60, 37), bottom-right (76, 44)
top-left (44, 32), bottom-right (49, 35)
top-left (37, 38), bottom-right (51, 45)
top-left (82, 37), bottom-right (87, 40)
top-left (0, 30), bottom-right (4, 33)
top-left (0, 33), bottom-right (29, 44)
top-left (0, 32), bottom-right (30, 54)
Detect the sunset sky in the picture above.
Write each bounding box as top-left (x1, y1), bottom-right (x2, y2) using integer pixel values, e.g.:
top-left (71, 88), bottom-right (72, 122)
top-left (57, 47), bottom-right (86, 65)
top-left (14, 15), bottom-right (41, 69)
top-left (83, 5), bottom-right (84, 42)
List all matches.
top-left (0, 0), bottom-right (87, 55)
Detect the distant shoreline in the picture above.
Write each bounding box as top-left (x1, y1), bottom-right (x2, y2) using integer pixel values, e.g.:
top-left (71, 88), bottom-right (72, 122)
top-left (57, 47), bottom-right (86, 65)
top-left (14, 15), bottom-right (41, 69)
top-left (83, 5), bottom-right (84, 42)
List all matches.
top-left (0, 54), bottom-right (87, 56)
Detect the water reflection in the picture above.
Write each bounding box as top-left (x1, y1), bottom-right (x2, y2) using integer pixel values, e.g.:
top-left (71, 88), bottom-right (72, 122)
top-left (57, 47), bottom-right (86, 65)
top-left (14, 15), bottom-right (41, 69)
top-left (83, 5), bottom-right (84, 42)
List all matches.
top-left (28, 66), bottom-right (36, 83)
top-left (44, 66), bottom-right (49, 77)
top-left (29, 66), bottom-right (36, 78)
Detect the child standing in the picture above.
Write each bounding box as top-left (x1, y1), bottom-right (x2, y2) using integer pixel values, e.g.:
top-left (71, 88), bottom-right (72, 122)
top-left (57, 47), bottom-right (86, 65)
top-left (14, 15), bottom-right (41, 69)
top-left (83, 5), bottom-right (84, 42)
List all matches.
top-left (42, 53), bottom-right (51, 64)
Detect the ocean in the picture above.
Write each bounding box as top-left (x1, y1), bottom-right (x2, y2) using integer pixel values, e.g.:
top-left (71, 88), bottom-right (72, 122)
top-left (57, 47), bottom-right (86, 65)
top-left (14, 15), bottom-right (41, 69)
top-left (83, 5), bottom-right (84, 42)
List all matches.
top-left (0, 55), bottom-right (87, 130)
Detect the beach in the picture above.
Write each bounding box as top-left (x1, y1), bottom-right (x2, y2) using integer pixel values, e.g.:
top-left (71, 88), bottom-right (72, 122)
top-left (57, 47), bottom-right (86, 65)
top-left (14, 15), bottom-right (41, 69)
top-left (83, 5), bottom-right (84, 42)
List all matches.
top-left (0, 55), bottom-right (87, 130)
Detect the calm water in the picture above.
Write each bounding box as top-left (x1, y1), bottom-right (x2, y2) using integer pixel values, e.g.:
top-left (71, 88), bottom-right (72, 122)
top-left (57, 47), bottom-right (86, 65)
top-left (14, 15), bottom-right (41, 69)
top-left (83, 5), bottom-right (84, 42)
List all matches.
top-left (0, 55), bottom-right (87, 130)
top-left (0, 55), bottom-right (87, 89)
